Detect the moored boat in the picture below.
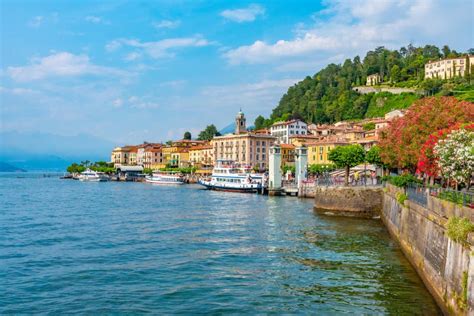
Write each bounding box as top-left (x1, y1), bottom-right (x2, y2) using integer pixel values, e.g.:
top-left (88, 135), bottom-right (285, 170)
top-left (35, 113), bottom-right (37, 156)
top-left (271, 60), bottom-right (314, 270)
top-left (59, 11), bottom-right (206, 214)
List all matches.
top-left (145, 172), bottom-right (184, 185)
top-left (198, 160), bottom-right (264, 193)
top-left (78, 169), bottom-right (109, 182)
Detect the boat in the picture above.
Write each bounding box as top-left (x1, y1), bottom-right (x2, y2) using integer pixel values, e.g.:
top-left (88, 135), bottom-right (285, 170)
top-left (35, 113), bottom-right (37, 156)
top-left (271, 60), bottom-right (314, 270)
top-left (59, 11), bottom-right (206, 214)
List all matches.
top-left (198, 160), bottom-right (264, 193)
top-left (78, 169), bottom-right (109, 182)
top-left (145, 172), bottom-right (184, 185)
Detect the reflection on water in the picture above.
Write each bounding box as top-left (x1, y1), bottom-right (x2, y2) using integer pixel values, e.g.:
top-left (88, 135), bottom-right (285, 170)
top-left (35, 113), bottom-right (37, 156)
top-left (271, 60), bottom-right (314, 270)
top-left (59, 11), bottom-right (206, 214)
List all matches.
top-left (0, 174), bottom-right (440, 314)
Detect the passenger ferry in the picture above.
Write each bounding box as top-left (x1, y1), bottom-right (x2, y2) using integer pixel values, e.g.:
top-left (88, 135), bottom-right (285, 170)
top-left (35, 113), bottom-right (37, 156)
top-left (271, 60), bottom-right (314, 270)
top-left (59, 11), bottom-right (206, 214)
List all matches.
top-left (78, 169), bottom-right (109, 182)
top-left (145, 172), bottom-right (185, 185)
top-left (198, 160), bottom-right (265, 193)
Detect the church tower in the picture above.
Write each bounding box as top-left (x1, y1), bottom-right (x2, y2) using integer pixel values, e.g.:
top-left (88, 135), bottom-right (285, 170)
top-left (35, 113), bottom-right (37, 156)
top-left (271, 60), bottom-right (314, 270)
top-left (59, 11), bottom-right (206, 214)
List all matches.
top-left (235, 109), bottom-right (246, 134)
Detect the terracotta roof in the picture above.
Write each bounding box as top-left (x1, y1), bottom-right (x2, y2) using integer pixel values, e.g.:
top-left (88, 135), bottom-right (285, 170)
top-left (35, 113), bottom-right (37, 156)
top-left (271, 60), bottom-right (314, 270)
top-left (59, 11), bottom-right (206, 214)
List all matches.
top-left (189, 145), bottom-right (213, 151)
top-left (280, 144), bottom-right (295, 149)
top-left (306, 139), bottom-right (350, 146)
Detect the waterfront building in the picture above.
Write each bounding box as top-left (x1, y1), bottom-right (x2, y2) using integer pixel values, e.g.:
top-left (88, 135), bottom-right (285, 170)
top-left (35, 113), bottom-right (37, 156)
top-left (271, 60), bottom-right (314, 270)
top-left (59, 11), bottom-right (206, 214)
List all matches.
top-left (189, 144), bottom-right (214, 168)
top-left (307, 138), bottom-right (349, 165)
top-left (424, 55), bottom-right (473, 79)
top-left (211, 111), bottom-right (276, 171)
top-left (161, 140), bottom-right (206, 168)
top-left (366, 73), bottom-right (381, 86)
top-left (170, 149), bottom-right (190, 168)
top-left (143, 145), bottom-right (163, 169)
top-left (270, 119), bottom-right (307, 144)
top-left (111, 145), bottom-right (138, 167)
top-left (280, 143), bottom-right (295, 167)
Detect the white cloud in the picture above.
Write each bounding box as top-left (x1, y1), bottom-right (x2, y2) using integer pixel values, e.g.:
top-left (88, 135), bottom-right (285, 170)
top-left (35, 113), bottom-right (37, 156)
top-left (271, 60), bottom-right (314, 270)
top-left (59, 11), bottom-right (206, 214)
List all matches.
top-left (7, 52), bottom-right (125, 82)
top-left (85, 16), bottom-right (102, 23)
top-left (220, 4), bottom-right (265, 23)
top-left (152, 19), bottom-right (181, 29)
top-left (106, 36), bottom-right (209, 59)
top-left (0, 87), bottom-right (39, 95)
top-left (28, 16), bottom-right (43, 28)
top-left (199, 78), bottom-right (300, 115)
top-left (127, 96), bottom-right (160, 109)
top-left (112, 98), bottom-right (123, 108)
top-left (223, 0), bottom-right (472, 65)
top-left (124, 52), bottom-right (141, 61)
top-left (159, 80), bottom-right (186, 88)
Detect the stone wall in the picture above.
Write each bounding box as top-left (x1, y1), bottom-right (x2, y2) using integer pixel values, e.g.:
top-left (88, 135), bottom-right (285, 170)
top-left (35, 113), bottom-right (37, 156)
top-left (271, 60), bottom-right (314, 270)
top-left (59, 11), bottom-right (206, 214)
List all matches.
top-left (381, 184), bottom-right (473, 315)
top-left (313, 186), bottom-right (383, 218)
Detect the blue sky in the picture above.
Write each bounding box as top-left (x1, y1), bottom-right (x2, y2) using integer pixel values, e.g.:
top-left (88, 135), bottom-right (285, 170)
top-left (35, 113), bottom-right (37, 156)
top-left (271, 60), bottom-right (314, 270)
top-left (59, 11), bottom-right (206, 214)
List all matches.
top-left (1, 0), bottom-right (473, 145)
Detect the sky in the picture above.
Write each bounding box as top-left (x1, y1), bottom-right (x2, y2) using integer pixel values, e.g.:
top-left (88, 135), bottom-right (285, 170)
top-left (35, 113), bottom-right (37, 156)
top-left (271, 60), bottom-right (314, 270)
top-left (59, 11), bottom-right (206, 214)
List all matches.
top-left (1, 0), bottom-right (473, 146)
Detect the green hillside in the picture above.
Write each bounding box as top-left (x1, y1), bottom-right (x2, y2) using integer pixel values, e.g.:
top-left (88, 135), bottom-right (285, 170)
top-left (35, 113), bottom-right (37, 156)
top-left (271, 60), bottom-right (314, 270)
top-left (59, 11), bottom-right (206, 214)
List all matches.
top-left (254, 44), bottom-right (473, 129)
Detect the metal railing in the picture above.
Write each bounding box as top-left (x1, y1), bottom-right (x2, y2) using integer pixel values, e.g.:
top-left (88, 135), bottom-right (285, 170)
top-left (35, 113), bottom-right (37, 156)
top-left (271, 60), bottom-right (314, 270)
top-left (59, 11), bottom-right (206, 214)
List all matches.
top-left (394, 182), bottom-right (474, 209)
top-left (313, 175), bottom-right (381, 187)
top-left (406, 183), bottom-right (428, 207)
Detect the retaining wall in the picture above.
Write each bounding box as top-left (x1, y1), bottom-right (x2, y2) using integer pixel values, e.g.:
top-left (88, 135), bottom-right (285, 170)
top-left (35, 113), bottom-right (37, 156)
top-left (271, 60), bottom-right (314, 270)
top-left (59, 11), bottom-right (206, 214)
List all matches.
top-left (382, 184), bottom-right (473, 315)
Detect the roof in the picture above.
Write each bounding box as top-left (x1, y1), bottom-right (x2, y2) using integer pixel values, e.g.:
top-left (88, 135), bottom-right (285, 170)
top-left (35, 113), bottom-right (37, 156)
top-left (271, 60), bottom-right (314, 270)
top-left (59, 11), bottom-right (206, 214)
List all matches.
top-left (271, 119), bottom-right (306, 127)
top-left (116, 165), bottom-right (144, 172)
top-left (306, 138), bottom-right (350, 146)
top-left (280, 144), bottom-right (295, 149)
top-left (189, 145), bottom-right (213, 151)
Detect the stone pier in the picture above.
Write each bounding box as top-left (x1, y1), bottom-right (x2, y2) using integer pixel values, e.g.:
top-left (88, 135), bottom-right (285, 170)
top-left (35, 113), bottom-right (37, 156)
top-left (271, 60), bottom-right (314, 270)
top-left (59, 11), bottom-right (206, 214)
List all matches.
top-left (313, 186), bottom-right (383, 218)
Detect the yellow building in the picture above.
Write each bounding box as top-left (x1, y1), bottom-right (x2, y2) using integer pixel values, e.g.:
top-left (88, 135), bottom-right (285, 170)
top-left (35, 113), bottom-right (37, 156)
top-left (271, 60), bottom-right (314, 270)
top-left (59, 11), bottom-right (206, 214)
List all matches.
top-left (170, 149), bottom-right (190, 168)
top-left (425, 55), bottom-right (473, 79)
top-left (280, 144), bottom-right (295, 166)
top-left (161, 140), bottom-right (205, 167)
top-left (189, 144), bottom-right (214, 168)
top-left (289, 135), bottom-right (321, 147)
top-left (307, 139), bottom-right (349, 165)
top-left (110, 145), bottom-right (138, 167)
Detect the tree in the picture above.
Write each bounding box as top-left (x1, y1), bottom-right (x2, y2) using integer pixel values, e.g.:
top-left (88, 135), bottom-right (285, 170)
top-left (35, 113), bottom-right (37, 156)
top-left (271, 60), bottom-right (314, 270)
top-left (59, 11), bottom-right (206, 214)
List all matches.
top-left (390, 65), bottom-right (401, 83)
top-left (183, 131), bottom-right (192, 140)
top-left (197, 124), bottom-right (221, 141)
top-left (328, 144), bottom-right (366, 185)
top-left (442, 45), bottom-right (451, 58)
top-left (379, 97), bottom-right (474, 171)
top-left (66, 163), bottom-right (86, 174)
top-left (254, 115), bottom-right (265, 130)
top-left (308, 164), bottom-right (336, 175)
top-left (366, 145), bottom-right (383, 166)
top-left (435, 127), bottom-right (474, 188)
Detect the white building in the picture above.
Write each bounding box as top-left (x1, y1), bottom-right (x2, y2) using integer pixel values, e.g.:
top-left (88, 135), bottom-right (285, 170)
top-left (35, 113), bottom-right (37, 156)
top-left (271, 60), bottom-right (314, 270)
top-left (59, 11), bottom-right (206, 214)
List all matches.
top-left (270, 119), bottom-right (308, 144)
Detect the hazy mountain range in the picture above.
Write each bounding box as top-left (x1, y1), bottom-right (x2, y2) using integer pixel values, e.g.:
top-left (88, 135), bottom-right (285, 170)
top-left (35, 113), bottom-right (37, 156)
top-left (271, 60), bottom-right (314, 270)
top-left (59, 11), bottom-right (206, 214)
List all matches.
top-left (0, 131), bottom-right (117, 171)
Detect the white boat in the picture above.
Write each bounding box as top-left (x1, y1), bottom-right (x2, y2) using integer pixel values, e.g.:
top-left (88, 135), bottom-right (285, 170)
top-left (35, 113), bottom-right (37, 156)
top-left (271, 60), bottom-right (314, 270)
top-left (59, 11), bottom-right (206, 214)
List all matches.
top-left (145, 172), bottom-right (184, 185)
top-left (78, 169), bottom-right (109, 182)
top-left (198, 160), bottom-right (264, 193)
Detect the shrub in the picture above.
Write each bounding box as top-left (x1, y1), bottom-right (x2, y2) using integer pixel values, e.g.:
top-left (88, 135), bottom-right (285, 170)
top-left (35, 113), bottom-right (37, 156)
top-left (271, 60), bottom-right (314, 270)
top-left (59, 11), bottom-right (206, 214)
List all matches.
top-left (396, 192), bottom-right (408, 205)
top-left (446, 217), bottom-right (474, 246)
top-left (383, 174), bottom-right (421, 187)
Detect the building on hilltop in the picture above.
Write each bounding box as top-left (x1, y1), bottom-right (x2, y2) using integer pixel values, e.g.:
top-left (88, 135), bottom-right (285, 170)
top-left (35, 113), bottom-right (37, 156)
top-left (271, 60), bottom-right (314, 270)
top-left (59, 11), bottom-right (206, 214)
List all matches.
top-left (424, 55), bottom-right (473, 80)
top-left (211, 110), bottom-right (276, 171)
top-left (270, 119), bottom-right (308, 144)
top-left (366, 73), bottom-right (381, 86)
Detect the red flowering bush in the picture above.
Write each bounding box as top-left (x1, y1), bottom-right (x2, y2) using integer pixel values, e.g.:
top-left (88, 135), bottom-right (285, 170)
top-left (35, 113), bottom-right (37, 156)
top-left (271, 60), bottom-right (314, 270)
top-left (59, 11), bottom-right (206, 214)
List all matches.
top-left (416, 123), bottom-right (474, 177)
top-left (379, 96), bottom-right (474, 171)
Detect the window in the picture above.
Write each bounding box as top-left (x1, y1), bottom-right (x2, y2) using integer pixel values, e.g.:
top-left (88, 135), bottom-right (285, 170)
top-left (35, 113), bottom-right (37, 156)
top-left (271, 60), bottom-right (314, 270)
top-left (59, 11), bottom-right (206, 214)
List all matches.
top-left (256, 154), bottom-right (259, 160)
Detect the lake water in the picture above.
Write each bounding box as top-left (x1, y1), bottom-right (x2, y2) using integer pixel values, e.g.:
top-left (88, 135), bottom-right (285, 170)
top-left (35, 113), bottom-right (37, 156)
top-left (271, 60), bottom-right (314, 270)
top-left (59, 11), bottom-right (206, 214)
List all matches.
top-left (0, 173), bottom-right (440, 314)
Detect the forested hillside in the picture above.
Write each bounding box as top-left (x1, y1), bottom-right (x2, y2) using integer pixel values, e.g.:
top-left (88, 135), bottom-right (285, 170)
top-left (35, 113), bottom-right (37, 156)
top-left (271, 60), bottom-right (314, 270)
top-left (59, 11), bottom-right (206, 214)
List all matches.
top-left (254, 44), bottom-right (473, 129)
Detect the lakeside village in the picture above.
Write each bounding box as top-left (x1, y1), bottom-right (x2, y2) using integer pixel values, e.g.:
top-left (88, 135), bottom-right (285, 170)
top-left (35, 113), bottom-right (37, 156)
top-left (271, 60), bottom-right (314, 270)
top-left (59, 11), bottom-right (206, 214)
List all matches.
top-left (63, 53), bottom-right (474, 314)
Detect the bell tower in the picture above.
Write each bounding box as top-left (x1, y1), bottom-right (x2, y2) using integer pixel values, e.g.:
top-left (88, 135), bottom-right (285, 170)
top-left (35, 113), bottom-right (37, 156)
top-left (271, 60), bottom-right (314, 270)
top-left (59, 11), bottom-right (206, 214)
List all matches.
top-left (235, 109), bottom-right (246, 134)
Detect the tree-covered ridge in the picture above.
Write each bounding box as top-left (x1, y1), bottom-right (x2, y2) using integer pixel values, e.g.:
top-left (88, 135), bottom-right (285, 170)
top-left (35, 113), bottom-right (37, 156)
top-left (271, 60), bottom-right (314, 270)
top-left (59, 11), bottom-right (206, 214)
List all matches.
top-left (255, 45), bottom-right (473, 129)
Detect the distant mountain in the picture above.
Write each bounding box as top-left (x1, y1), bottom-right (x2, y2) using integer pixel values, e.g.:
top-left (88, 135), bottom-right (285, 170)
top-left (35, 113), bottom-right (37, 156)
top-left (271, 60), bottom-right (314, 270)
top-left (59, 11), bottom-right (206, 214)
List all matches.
top-left (0, 131), bottom-right (117, 171)
top-left (219, 123), bottom-right (255, 135)
top-left (0, 162), bottom-right (26, 172)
